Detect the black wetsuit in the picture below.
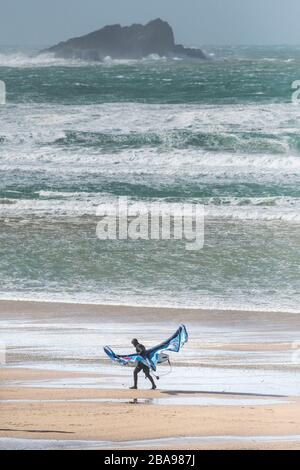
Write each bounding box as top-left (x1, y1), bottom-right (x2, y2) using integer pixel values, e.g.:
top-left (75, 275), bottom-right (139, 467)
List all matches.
top-left (134, 342), bottom-right (156, 388)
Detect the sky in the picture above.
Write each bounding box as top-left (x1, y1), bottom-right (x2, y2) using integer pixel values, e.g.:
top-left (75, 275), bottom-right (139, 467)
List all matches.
top-left (1, 0), bottom-right (300, 46)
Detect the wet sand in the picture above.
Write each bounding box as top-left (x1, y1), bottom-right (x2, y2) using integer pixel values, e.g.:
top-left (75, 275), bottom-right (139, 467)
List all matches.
top-left (0, 300), bottom-right (300, 449)
top-left (1, 371), bottom-right (300, 450)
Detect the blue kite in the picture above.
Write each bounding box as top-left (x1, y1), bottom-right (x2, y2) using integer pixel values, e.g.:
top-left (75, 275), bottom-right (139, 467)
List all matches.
top-left (104, 324), bottom-right (188, 372)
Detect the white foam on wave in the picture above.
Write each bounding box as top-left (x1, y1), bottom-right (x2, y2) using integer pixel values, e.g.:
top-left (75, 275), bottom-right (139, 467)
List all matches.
top-left (206, 204), bottom-right (300, 223)
top-left (2, 147), bottom-right (300, 179)
top-left (0, 52), bottom-right (99, 68)
top-left (1, 101), bottom-right (300, 140)
top-left (0, 51), bottom-right (172, 68)
top-left (37, 190), bottom-right (87, 199)
top-left (1, 192), bottom-right (300, 223)
top-left (1, 100), bottom-right (300, 193)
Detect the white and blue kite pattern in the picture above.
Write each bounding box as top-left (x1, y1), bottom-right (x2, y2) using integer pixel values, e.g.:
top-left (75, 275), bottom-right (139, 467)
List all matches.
top-left (104, 324), bottom-right (188, 371)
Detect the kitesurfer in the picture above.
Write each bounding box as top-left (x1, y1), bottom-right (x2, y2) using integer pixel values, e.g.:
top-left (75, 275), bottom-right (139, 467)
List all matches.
top-left (130, 338), bottom-right (156, 390)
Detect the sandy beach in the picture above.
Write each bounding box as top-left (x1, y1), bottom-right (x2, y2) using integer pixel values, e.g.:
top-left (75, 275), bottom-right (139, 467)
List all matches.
top-left (1, 300), bottom-right (300, 450)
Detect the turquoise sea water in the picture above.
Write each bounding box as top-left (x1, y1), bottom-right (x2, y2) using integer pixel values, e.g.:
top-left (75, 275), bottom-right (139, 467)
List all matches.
top-left (0, 46), bottom-right (300, 311)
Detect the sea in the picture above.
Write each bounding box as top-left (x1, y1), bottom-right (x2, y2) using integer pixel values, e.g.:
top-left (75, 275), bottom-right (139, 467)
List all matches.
top-left (0, 45), bottom-right (300, 312)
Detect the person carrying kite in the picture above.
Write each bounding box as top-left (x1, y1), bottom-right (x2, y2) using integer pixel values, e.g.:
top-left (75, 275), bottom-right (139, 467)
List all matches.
top-left (130, 338), bottom-right (156, 390)
top-left (104, 324), bottom-right (188, 390)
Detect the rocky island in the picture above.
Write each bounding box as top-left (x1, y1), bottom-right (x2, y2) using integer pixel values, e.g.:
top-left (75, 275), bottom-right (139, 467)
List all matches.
top-left (41, 18), bottom-right (207, 61)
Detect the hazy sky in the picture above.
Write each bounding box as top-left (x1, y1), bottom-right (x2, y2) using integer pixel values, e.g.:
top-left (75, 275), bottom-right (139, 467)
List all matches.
top-left (1, 0), bottom-right (300, 46)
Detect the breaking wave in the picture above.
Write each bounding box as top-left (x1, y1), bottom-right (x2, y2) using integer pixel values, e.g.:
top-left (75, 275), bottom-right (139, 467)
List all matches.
top-left (0, 51), bottom-right (99, 68)
top-left (0, 51), bottom-right (175, 68)
top-left (1, 192), bottom-right (300, 223)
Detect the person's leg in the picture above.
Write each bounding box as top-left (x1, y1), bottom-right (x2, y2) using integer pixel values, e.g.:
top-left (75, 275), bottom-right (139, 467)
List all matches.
top-left (143, 365), bottom-right (156, 389)
top-left (130, 363), bottom-right (142, 389)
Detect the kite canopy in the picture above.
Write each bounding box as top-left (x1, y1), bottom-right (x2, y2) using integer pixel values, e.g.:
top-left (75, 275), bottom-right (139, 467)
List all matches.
top-left (104, 324), bottom-right (188, 371)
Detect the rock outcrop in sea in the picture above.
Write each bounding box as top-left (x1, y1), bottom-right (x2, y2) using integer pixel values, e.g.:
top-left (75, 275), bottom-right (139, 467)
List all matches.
top-left (41, 18), bottom-right (207, 61)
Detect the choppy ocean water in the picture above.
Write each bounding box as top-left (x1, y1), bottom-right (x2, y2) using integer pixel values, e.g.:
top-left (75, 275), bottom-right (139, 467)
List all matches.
top-left (0, 45), bottom-right (300, 311)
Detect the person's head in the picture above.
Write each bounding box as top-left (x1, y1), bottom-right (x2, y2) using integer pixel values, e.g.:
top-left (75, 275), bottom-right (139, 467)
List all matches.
top-left (131, 338), bottom-right (138, 347)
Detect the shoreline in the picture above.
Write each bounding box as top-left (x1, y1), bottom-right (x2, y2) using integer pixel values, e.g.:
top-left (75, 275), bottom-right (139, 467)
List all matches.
top-left (1, 298), bottom-right (299, 317)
